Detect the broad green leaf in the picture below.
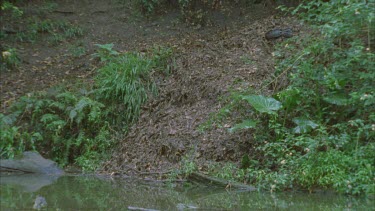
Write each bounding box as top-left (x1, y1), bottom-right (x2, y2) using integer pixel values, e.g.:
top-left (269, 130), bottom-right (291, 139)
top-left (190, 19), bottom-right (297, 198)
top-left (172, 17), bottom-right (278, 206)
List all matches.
top-left (293, 118), bottom-right (319, 134)
top-left (242, 95), bottom-right (282, 114)
top-left (229, 119), bottom-right (257, 133)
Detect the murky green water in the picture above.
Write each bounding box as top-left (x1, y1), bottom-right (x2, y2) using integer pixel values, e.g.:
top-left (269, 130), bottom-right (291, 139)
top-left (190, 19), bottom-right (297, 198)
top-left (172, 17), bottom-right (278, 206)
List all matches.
top-left (0, 174), bottom-right (373, 210)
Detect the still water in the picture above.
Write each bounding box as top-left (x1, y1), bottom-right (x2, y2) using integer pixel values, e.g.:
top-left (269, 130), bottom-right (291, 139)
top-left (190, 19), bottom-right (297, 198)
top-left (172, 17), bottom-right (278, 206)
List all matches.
top-left (0, 174), bottom-right (373, 210)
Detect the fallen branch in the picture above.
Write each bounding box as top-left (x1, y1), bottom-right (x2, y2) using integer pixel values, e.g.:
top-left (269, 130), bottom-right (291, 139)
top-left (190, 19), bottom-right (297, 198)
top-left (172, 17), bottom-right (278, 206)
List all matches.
top-left (138, 170), bottom-right (172, 175)
top-left (188, 172), bottom-right (257, 191)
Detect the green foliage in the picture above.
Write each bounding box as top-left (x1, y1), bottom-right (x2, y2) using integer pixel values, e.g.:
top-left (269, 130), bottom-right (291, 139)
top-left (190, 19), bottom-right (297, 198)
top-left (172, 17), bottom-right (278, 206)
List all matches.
top-left (0, 114), bottom-right (39, 159)
top-left (28, 19), bottom-right (82, 43)
top-left (94, 45), bottom-right (172, 125)
top-left (1, 89), bottom-right (111, 167)
top-left (95, 52), bottom-right (156, 124)
top-left (69, 44), bottom-right (87, 58)
top-left (229, 119), bottom-right (257, 133)
top-left (1, 1), bottom-right (23, 19)
top-left (92, 43), bottom-right (119, 62)
top-left (11, 18), bottom-right (82, 44)
top-left (1, 0), bottom-right (82, 44)
top-left (219, 0), bottom-right (375, 195)
top-left (139, 0), bottom-right (162, 14)
top-left (1, 48), bottom-right (21, 71)
top-left (294, 149), bottom-right (374, 194)
top-left (241, 95), bottom-right (282, 115)
top-left (214, 163), bottom-right (238, 181)
top-left (33, 19), bottom-right (83, 44)
top-left (0, 45), bottom-right (172, 171)
top-left (292, 118), bottom-right (318, 134)
top-left (151, 45), bottom-right (173, 74)
top-left (168, 151), bottom-right (197, 181)
top-left (180, 155), bottom-right (197, 176)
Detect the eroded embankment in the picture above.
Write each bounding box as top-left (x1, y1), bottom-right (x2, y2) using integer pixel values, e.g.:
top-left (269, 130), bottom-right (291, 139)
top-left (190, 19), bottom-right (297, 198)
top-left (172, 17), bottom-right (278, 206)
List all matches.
top-left (104, 15), bottom-right (301, 175)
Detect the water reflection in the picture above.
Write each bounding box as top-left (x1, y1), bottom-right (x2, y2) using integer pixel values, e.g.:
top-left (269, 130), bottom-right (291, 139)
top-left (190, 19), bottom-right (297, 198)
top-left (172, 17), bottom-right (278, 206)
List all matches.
top-left (0, 175), bottom-right (373, 210)
top-left (0, 174), bottom-right (60, 192)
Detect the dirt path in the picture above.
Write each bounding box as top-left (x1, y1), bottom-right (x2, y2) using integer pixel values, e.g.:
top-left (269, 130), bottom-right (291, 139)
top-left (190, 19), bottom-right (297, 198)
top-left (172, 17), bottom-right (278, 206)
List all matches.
top-left (1, 0), bottom-right (300, 175)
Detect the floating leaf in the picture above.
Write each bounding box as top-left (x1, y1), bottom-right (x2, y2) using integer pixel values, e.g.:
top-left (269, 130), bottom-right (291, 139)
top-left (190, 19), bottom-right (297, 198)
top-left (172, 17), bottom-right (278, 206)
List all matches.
top-left (293, 118), bottom-right (319, 134)
top-left (242, 95), bottom-right (282, 114)
top-left (229, 119), bottom-right (257, 133)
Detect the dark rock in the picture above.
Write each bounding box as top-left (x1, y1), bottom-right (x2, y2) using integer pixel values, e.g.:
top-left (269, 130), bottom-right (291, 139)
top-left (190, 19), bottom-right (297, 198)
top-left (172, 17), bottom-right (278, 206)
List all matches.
top-left (282, 28), bottom-right (293, 38)
top-left (265, 28), bottom-right (283, 40)
top-left (265, 28), bottom-right (293, 40)
top-left (33, 196), bottom-right (47, 210)
top-left (0, 151), bottom-right (64, 175)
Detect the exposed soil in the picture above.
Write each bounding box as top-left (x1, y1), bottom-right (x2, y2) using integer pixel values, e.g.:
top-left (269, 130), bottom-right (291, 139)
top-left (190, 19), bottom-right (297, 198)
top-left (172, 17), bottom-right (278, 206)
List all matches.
top-left (1, 0), bottom-right (302, 176)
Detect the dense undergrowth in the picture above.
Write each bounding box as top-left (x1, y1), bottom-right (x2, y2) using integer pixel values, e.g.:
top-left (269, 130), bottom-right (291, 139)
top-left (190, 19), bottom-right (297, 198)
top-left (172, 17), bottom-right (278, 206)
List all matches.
top-left (0, 44), bottom-right (172, 171)
top-left (198, 0), bottom-right (374, 195)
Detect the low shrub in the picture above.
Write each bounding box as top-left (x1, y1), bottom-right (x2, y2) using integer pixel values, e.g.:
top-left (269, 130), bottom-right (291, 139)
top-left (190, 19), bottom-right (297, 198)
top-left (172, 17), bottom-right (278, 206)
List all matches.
top-left (210, 0), bottom-right (374, 195)
top-left (0, 45), bottom-right (173, 171)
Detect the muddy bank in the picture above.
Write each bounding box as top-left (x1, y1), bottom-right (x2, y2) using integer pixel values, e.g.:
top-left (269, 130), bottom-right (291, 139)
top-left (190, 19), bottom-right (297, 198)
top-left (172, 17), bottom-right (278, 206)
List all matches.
top-left (104, 15), bottom-right (301, 175)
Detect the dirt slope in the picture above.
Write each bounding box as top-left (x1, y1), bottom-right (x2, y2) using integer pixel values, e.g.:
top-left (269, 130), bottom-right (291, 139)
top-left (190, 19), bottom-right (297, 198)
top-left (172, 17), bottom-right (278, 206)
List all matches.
top-left (1, 0), bottom-right (300, 175)
top-left (103, 14), bottom-right (300, 176)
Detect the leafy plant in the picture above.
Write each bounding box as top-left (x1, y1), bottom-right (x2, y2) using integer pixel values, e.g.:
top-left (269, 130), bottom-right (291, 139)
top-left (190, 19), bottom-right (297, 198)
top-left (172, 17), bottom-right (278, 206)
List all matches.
top-left (1, 1), bottom-right (23, 19)
top-left (69, 45), bottom-right (87, 58)
top-left (1, 90), bottom-right (109, 166)
top-left (8, 18), bottom-right (83, 44)
top-left (94, 46), bottom-right (172, 125)
top-left (1, 48), bottom-right (21, 70)
top-left (0, 45), bottom-right (173, 171)
top-left (139, 0), bottom-right (162, 14)
top-left (242, 95), bottom-right (282, 115)
top-left (92, 43), bottom-right (119, 62)
top-left (95, 52), bottom-right (156, 125)
top-left (216, 0), bottom-right (375, 195)
top-left (229, 119), bottom-right (257, 133)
